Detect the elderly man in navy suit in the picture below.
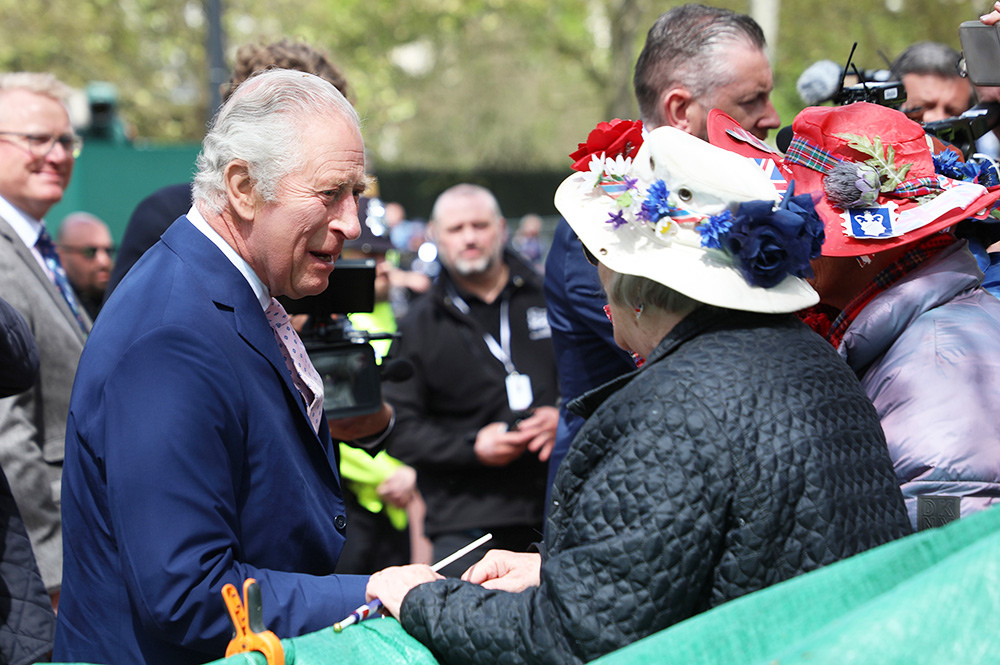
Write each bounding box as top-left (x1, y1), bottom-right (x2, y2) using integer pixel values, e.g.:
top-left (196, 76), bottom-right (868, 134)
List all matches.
top-left (54, 69), bottom-right (395, 665)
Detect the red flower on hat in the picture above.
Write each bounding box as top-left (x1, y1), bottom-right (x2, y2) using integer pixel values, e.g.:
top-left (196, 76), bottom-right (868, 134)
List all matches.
top-left (569, 119), bottom-right (644, 172)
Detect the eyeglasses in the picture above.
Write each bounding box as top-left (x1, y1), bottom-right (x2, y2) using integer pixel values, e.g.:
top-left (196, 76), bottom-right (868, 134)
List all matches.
top-left (0, 131), bottom-right (83, 158)
top-left (58, 245), bottom-right (116, 259)
top-left (582, 245), bottom-right (600, 267)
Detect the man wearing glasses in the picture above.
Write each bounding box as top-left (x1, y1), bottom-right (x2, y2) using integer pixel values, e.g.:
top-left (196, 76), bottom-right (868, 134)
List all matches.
top-left (0, 71), bottom-right (88, 611)
top-left (57, 212), bottom-right (115, 320)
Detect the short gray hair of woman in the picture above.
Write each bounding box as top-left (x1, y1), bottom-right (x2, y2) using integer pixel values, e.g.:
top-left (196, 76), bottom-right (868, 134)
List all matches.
top-left (603, 269), bottom-right (701, 318)
top-left (193, 68), bottom-right (361, 216)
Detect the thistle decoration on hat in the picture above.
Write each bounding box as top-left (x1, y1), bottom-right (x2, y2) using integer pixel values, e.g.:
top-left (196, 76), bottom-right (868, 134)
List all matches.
top-left (824, 134), bottom-right (913, 210)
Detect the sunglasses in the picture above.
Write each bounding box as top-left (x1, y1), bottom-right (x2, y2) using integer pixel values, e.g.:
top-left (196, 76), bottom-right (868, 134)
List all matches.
top-left (59, 245), bottom-right (116, 259)
top-left (582, 245), bottom-right (600, 267)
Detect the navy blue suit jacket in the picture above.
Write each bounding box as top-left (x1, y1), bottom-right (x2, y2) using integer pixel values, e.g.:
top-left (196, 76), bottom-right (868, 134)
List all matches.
top-left (54, 217), bottom-right (367, 665)
top-left (542, 220), bottom-right (634, 502)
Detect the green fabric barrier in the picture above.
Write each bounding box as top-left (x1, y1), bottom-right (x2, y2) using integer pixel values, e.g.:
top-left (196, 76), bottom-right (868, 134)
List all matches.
top-left (594, 504), bottom-right (1000, 665)
top-left (204, 619), bottom-right (436, 665)
top-left (58, 505), bottom-right (1000, 665)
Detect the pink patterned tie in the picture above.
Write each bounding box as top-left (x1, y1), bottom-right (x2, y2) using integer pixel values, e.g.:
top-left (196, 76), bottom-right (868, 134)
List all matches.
top-left (265, 298), bottom-right (324, 432)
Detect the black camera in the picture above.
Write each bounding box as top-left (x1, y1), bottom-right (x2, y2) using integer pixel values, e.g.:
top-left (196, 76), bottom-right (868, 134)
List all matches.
top-left (923, 102), bottom-right (1000, 160)
top-left (834, 79), bottom-right (907, 109)
top-left (279, 258), bottom-right (392, 419)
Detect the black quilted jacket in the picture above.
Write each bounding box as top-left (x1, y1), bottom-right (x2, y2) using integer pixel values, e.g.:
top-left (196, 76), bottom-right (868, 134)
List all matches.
top-left (400, 306), bottom-right (911, 665)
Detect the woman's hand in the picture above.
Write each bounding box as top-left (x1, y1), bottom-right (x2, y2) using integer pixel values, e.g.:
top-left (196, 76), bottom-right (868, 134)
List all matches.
top-left (461, 550), bottom-right (541, 592)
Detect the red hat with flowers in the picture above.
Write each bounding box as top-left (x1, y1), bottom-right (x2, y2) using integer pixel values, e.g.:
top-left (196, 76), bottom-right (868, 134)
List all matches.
top-left (781, 102), bottom-right (1000, 257)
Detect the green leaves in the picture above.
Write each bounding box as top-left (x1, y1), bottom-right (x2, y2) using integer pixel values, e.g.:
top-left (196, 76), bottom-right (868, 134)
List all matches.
top-left (836, 132), bottom-right (912, 192)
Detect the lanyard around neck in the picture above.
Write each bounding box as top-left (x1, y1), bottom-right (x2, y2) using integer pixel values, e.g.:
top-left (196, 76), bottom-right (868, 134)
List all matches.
top-left (447, 284), bottom-right (516, 374)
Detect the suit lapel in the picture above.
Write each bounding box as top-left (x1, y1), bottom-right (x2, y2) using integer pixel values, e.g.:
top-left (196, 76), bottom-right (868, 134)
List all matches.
top-left (0, 215), bottom-right (90, 343)
top-left (160, 218), bottom-right (323, 446)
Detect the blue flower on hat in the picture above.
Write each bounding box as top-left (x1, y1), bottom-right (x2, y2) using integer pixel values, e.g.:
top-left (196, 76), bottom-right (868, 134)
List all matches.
top-left (933, 150), bottom-right (981, 182)
top-left (697, 210), bottom-right (734, 250)
top-left (638, 180), bottom-right (672, 224)
top-left (710, 185), bottom-right (825, 288)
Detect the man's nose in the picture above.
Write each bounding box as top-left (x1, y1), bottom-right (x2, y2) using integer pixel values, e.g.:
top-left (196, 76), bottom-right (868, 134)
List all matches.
top-left (752, 101), bottom-right (782, 139)
top-left (334, 203), bottom-right (362, 241)
top-left (95, 249), bottom-right (113, 268)
top-left (922, 107), bottom-right (951, 123)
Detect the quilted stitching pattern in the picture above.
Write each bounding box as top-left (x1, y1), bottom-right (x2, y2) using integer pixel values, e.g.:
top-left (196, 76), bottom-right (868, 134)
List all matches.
top-left (401, 310), bottom-right (911, 665)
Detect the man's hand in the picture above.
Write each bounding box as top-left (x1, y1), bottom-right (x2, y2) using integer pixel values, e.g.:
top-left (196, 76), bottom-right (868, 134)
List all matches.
top-left (515, 406), bottom-right (558, 463)
top-left (329, 402), bottom-right (393, 443)
top-left (377, 465), bottom-right (417, 508)
top-left (461, 550), bottom-right (541, 592)
top-left (366, 564), bottom-right (443, 618)
top-left (474, 422), bottom-right (532, 466)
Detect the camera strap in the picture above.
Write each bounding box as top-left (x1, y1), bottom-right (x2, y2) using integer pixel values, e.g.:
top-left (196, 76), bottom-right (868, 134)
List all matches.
top-left (447, 285), bottom-right (533, 411)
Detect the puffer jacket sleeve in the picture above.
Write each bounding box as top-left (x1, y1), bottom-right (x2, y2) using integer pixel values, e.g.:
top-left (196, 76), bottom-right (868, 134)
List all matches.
top-left (400, 390), bottom-right (732, 665)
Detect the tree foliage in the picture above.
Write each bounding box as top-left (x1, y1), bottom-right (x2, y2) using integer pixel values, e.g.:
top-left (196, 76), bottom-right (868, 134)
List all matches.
top-left (0, 0), bottom-right (993, 170)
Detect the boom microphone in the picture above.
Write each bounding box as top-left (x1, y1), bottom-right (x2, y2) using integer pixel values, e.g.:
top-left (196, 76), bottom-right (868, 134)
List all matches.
top-left (796, 60), bottom-right (843, 106)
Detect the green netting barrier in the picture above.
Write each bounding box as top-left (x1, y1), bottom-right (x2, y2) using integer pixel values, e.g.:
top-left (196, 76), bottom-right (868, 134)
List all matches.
top-left (202, 618), bottom-right (436, 665)
top-left (594, 504), bottom-right (1000, 665)
top-left (58, 505), bottom-right (1000, 665)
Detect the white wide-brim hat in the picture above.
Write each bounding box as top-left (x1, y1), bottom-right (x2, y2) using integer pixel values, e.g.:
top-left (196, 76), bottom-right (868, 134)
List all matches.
top-left (555, 126), bottom-right (820, 314)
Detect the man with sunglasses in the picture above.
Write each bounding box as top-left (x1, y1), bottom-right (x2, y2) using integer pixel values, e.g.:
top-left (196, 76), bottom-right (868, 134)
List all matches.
top-left (57, 212), bottom-right (115, 320)
top-left (0, 71), bottom-right (88, 611)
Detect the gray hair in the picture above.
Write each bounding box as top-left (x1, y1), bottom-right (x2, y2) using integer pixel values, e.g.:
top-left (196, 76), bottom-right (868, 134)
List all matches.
top-left (430, 183), bottom-right (503, 224)
top-left (890, 41), bottom-right (963, 80)
top-left (604, 270), bottom-right (701, 318)
top-left (192, 68), bottom-right (361, 216)
top-left (0, 72), bottom-right (73, 116)
top-left (633, 4), bottom-right (767, 129)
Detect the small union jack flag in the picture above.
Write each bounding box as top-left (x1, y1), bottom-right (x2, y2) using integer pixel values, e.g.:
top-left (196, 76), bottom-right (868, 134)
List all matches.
top-left (752, 157), bottom-right (789, 194)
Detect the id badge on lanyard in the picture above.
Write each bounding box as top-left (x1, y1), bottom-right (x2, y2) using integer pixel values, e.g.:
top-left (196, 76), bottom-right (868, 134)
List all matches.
top-left (450, 285), bottom-right (534, 411)
top-left (505, 372), bottom-right (533, 411)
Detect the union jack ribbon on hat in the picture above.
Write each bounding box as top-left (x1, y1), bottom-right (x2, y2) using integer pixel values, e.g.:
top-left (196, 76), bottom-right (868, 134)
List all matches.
top-left (752, 157), bottom-right (789, 194)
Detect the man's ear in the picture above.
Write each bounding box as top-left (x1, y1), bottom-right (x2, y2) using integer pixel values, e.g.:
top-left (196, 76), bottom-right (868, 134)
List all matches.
top-left (224, 160), bottom-right (257, 222)
top-left (661, 88), bottom-right (694, 134)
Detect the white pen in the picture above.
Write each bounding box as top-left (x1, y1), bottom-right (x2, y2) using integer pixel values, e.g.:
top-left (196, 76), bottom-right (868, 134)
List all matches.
top-left (333, 532), bottom-right (494, 632)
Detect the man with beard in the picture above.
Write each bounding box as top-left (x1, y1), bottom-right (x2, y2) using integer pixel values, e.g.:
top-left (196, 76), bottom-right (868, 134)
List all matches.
top-left (382, 184), bottom-right (559, 577)
top-left (56, 212), bottom-right (114, 320)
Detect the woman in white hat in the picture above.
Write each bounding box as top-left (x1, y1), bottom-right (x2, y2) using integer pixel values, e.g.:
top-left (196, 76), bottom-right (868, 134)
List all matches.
top-left (365, 123), bottom-right (912, 665)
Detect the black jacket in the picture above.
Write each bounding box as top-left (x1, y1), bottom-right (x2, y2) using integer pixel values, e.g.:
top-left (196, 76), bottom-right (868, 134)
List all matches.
top-left (400, 307), bottom-right (912, 665)
top-left (384, 251), bottom-right (559, 536)
top-left (0, 297), bottom-right (56, 664)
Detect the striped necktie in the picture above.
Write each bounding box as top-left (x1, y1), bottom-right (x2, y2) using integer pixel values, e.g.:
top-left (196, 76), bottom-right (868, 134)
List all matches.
top-left (265, 298), bottom-right (324, 432)
top-left (35, 227), bottom-right (87, 333)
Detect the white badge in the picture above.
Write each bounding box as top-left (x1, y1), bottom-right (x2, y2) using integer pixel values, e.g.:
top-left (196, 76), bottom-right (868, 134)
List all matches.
top-left (505, 373), bottom-right (533, 411)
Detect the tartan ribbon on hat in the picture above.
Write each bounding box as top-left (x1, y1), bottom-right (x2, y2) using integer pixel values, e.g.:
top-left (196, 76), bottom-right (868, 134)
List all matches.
top-left (785, 133), bottom-right (944, 201)
top-left (785, 135), bottom-right (841, 174)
